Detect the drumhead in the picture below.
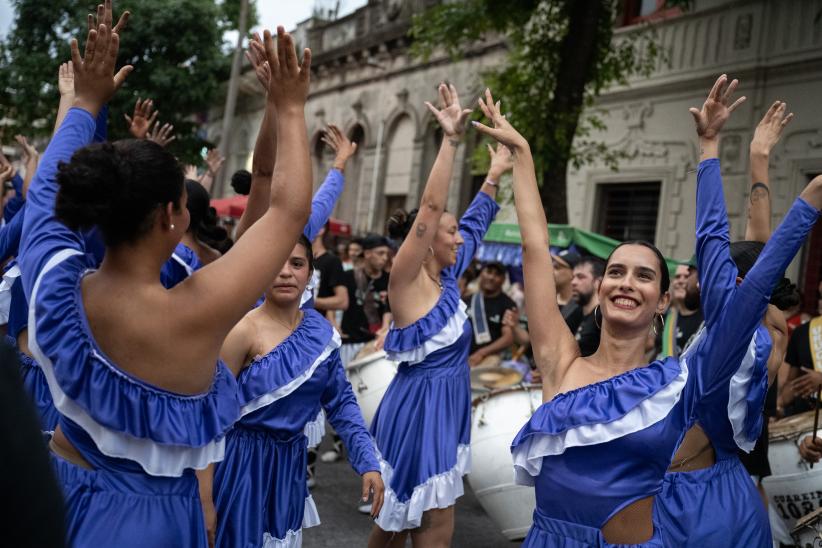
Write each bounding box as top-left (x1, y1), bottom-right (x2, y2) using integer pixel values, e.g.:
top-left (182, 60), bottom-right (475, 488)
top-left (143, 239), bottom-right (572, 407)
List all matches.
top-left (769, 410), bottom-right (819, 442)
top-left (472, 383), bottom-right (542, 407)
top-left (346, 350), bottom-right (388, 371)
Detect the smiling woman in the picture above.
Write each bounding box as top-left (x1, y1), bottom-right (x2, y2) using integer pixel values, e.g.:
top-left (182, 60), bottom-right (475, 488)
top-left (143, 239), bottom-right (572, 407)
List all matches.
top-left (471, 77), bottom-right (822, 547)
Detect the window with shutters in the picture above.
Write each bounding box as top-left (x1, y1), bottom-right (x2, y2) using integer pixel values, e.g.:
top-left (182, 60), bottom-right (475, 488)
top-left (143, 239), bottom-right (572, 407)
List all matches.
top-left (595, 182), bottom-right (661, 243)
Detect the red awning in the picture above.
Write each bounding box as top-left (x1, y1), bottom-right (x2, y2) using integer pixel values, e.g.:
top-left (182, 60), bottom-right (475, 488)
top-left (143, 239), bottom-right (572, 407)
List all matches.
top-left (211, 195), bottom-right (248, 218)
top-left (327, 218), bottom-right (351, 237)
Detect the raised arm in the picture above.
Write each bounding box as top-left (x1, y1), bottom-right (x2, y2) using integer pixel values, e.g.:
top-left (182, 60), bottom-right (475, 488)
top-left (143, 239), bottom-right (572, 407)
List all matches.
top-left (450, 143), bottom-right (507, 276)
top-left (473, 89), bottom-right (578, 387)
top-left (235, 33), bottom-right (277, 240)
top-left (746, 101), bottom-right (793, 242)
top-left (173, 27), bottom-right (313, 337)
top-left (123, 97), bottom-right (158, 140)
top-left (389, 83), bottom-right (472, 289)
top-left (54, 61), bottom-right (76, 134)
top-left (689, 75), bottom-right (746, 328)
top-left (303, 124), bottom-right (357, 241)
top-left (14, 135), bottom-right (39, 199)
top-left (21, 17), bottom-right (133, 297)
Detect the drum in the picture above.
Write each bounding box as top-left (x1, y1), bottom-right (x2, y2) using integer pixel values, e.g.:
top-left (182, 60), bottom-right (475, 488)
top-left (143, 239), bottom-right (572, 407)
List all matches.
top-left (468, 384), bottom-right (542, 540)
top-left (344, 350), bottom-right (398, 428)
top-left (763, 468), bottom-right (822, 545)
top-left (792, 507), bottom-right (822, 547)
top-left (769, 410), bottom-right (818, 476)
top-left (470, 365), bottom-right (524, 399)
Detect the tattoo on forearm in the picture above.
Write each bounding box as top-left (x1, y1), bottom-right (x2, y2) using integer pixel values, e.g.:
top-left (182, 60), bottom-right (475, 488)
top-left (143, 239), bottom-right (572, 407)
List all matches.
top-left (448, 138), bottom-right (460, 148)
top-left (750, 182), bottom-right (770, 204)
top-left (416, 223), bottom-right (427, 238)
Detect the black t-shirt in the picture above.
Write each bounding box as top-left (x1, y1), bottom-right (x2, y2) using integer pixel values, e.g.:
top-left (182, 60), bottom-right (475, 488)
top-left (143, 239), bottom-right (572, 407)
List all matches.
top-left (341, 269), bottom-right (390, 343)
top-left (464, 292), bottom-right (516, 354)
top-left (785, 321), bottom-right (817, 415)
top-left (561, 300), bottom-right (583, 333)
top-left (314, 252), bottom-right (345, 299)
top-left (575, 311), bottom-right (601, 357)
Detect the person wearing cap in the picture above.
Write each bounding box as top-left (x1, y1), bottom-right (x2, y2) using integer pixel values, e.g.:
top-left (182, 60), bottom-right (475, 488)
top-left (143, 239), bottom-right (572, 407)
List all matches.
top-left (339, 234), bottom-right (393, 362)
top-left (551, 248), bottom-right (583, 327)
top-left (464, 261), bottom-right (516, 367)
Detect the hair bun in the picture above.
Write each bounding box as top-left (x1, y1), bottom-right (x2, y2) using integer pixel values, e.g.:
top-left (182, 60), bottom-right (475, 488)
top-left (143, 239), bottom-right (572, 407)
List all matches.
top-left (55, 142), bottom-right (122, 232)
top-left (386, 208), bottom-right (419, 241)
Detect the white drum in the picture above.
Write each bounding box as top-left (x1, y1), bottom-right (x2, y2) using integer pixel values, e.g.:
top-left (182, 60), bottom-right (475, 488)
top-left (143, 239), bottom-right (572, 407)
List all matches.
top-left (468, 384), bottom-right (542, 541)
top-left (763, 468), bottom-right (822, 545)
top-left (792, 507), bottom-right (822, 547)
top-left (344, 350), bottom-right (398, 428)
top-left (769, 410), bottom-right (818, 476)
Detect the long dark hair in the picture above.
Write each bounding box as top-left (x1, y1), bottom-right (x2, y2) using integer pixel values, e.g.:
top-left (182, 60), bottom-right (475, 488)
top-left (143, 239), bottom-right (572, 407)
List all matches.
top-left (730, 241), bottom-right (798, 310)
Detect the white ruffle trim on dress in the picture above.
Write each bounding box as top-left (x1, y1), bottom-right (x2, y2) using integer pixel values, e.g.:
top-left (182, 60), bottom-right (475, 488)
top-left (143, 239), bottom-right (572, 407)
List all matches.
top-left (29, 248), bottom-right (226, 477)
top-left (512, 359), bottom-right (689, 486)
top-left (727, 331), bottom-right (760, 453)
top-left (261, 496), bottom-right (320, 547)
top-left (304, 409), bottom-right (326, 449)
top-left (0, 263), bottom-right (21, 324)
top-left (241, 330), bottom-right (342, 418)
top-left (170, 251), bottom-right (195, 276)
top-left (385, 301), bottom-right (469, 366)
top-left (374, 443), bottom-right (471, 532)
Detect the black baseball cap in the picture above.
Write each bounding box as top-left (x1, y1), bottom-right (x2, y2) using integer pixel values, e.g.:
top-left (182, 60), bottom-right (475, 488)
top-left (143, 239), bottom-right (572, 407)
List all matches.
top-left (552, 248), bottom-right (581, 269)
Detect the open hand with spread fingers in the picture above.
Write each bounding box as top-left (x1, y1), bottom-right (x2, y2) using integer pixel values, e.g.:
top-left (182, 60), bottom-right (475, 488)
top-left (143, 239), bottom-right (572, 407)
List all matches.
top-left (425, 83), bottom-right (472, 139)
top-left (87, 0), bottom-right (129, 35)
top-left (472, 88), bottom-right (528, 152)
top-left (262, 26), bottom-right (311, 111)
top-left (125, 98), bottom-right (159, 139)
top-left (245, 32), bottom-right (271, 93)
top-left (688, 74), bottom-right (746, 140)
top-left (750, 100), bottom-right (793, 156)
top-left (15, 135), bottom-right (39, 163)
top-left (322, 124), bottom-right (357, 170)
top-left (71, 1), bottom-right (133, 116)
top-left (147, 120), bottom-right (176, 147)
top-left (487, 142), bottom-right (514, 182)
top-left (205, 148), bottom-right (225, 177)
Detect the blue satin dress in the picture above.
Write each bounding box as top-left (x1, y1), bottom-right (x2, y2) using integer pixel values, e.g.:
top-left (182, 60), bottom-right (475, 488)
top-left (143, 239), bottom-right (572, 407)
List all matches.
top-left (213, 308), bottom-right (379, 547)
top-left (18, 107), bottom-right (241, 548)
top-left (371, 192), bottom-right (499, 531)
top-left (510, 159), bottom-right (820, 547)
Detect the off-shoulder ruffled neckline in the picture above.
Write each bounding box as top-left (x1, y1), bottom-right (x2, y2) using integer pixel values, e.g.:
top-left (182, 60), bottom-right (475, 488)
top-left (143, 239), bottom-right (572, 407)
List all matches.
top-left (384, 276), bottom-right (462, 353)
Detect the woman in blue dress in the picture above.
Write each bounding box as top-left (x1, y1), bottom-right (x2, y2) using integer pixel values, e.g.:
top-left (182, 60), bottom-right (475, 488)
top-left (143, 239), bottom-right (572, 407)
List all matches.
top-left (472, 76), bottom-right (821, 547)
top-left (656, 101), bottom-right (798, 547)
top-left (366, 83), bottom-right (501, 548)
top-left (19, 13), bottom-right (315, 547)
top-left (201, 234), bottom-right (383, 547)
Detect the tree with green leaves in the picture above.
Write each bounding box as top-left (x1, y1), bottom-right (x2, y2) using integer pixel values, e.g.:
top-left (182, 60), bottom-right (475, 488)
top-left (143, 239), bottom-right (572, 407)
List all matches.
top-left (411, 0), bottom-right (688, 223)
top-left (0, 0), bottom-right (257, 163)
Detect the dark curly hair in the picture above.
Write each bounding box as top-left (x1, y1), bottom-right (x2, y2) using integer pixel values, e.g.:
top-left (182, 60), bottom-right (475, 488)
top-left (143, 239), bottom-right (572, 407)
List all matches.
top-left (55, 139), bottom-right (184, 247)
top-left (386, 208), bottom-right (419, 241)
top-left (730, 240), bottom-right (798, 311)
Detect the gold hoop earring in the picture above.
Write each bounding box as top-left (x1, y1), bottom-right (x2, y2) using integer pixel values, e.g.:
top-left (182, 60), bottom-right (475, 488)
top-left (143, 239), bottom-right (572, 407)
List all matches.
top-left (594, 305), bottom-right (601, 329)
top-left (652, 312), bottom-right (664, 336)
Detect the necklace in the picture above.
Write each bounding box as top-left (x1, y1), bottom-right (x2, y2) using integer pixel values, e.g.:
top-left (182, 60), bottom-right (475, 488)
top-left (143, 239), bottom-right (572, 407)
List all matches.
top-left (424, 269), bottom-right (443, 291)
top-left (271, 312), bottom-right (302, 331)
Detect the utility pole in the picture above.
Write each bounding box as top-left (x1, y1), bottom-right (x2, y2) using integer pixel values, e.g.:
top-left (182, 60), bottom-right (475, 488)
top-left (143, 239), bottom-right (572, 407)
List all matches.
top-left (215, 0), bottom-right (249, 197)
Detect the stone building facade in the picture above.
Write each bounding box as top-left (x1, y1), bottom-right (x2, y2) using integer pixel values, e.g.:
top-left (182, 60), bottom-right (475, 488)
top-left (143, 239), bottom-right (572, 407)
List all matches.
top-left (207, 0), bottom-right (822, 308)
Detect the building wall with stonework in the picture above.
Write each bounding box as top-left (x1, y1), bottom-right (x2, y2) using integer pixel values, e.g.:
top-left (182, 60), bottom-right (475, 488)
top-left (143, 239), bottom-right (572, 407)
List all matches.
top-left (207, 0), bottom-right (822, 298)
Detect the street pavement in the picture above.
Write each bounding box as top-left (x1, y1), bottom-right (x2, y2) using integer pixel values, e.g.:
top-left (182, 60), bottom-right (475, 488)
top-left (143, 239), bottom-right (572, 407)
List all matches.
top-left (304, 440), bottom-right (518, 547)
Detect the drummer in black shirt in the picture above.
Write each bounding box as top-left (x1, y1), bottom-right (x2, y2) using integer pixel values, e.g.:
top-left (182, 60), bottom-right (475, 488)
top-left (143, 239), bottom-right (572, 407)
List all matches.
top-left (464, 262), bottom-right (516, 367)
top-left (339, 235), bottom-right (392, 366)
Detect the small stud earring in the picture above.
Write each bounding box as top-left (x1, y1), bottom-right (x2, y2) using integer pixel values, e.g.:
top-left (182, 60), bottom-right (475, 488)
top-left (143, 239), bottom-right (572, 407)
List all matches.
top-left (171, 224), bottom-right (175, 230)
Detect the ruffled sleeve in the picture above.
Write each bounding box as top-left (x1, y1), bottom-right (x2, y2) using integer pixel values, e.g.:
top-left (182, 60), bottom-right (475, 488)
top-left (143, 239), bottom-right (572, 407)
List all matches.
top-left (237, 309), bottom-right (338, 416)
top-left (726, 324), bottom-right (770, 452)
top-left (27, 250), bottom-right (240, 476)
top-left (510, 358), bottom-right (686, 485)
top-left (160, 243), bottom-right (202, 289)
top-left (321, 351), bottom-right (380, 475)
top-left (451, 191), bottom-right (500, 278)
top-left (383, 281), bottom-right (468, 365)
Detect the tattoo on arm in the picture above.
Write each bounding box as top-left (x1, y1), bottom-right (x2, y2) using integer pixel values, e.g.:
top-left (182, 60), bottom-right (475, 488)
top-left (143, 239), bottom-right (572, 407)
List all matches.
top-left (448, 138), bottom-right (461, 148)
top-left (415, 223), bottom-right (427, 238)
top-left (750, 182), bottom-right (770, 204)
